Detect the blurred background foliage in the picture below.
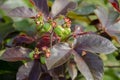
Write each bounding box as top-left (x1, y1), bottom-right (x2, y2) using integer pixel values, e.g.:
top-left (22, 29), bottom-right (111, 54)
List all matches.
top-left (0, 0), bottom-right (120, 80)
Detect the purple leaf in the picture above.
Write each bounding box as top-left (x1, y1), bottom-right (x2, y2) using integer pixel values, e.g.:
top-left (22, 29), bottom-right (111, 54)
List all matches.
top-left (0, 47), bottom-right (32, 62)
top-left (67, 60), bottom-right (77, 80)
top-left (73, 51), bottom-right (103, 80)
top-left (106, 20), bottom-right (120, 43)
top-left (73, 51), bottom-right (93, 80)
top-left (51, 0), bottom-right (77, 18)
top-left (28, 60), bottom-right (43, 80)
top-left (94, 7), bottom-right (119, 28)
top-left (13, 34), bottom-right (35, 45)
top-left (82, 52), bottom-right (103, 80)
top-left (95, 7), bottom-right (120, 43)
top-left (8, 6), bottom-right (36, 18)
top-left (49, 65), bottom-right (66, 79)
top-left (74, 34), bottom-right (117, 54)
top-left (46, 43), bottom-right (72, 70)
top-left (16, 61), bottom-right (33, 80)
top-left (30, 0), bottom-right (49, 17)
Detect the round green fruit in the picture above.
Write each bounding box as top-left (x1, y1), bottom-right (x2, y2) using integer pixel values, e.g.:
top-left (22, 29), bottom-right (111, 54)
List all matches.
top-left (29, 51), bottom-right (34, 60)
top-left (54, 25), bottom-right (65, 37)
top-left (63, 28), bottom-right (71, 35)
top-left (43, 23), bottom-right (52, 32)
top-left (40, 56), bottom-right (46, 64)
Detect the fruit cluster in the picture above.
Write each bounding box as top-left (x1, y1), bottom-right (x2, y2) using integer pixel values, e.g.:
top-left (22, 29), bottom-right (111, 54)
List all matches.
top-left (36, 14), bottom-right (72, 40)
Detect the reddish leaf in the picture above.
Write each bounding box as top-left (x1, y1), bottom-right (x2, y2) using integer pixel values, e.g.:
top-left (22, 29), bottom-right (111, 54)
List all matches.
top-left (30, 0), bottom-right (49, 17)
top-left (16, 62), bottom-right (33, 80)
top-left (0, 47), bottom-right (32, 62)
top-left (51, 0), bottom-right (77, 18)
top-left (67, 60), bottom-right (77, 80)
top-left (46, 43), bottom-right (72, 70)
top-left (74, 34), bottom-right (117, 54)
top-left (109, 0), bottom-right (120, 12)
top-left (8, 6), bottom-right (36, 18)
top-left (13, 34), bottom-right (35, 45)
top-left (36, 34), bottom-right (56, 50)
top-left (73, 51), bottom-right (103, 80)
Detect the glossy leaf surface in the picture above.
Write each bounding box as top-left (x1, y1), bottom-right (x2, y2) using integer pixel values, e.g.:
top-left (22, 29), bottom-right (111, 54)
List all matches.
top-left (94, 7), bottom-right (119, 28)
top-left (73, 51), bottom-right (103, 80)
top-left (74, 34), bottom-right (117, 54)
top-left (68, 60), bottom-right (77, 80)
top-left (0, 47), bottom-right (32, 62)
top-left (74, 5), bottom-right (96, 15)
top-left (106, 20), bottom-right (120, 43)
top-left (51, 0), bottom-right (77, 18)
top-left (46, 43), bottom-right (72, 70)
top-left (30, 0), bottom-right (49, 16)
top-left (8, 6), bottom-right (36, 18)
top-left (95, 7), bottom-right (120, 43)
top-left (16, 62), bottom-right (33, 80)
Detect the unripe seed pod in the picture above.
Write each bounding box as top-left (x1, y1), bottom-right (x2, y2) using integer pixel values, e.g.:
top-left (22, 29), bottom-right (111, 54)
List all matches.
top-left (29, 51), bottom-right (34, 60)
top-left (43, 23), bottom-right (52, 32)
top-left (63, 28), bottom-right (71, 35)
top-left (54, 25), bottom-right (65, 37)
top-left (40, 56), bottom-right (46, 64)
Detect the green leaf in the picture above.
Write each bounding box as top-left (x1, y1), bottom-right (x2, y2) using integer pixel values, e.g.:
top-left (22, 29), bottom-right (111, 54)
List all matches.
top-left (0, 23), bottom-right (15, 41)
top-left (73, 51), bottom-right (103, 80)
top-left (46, 43), bottom-right (72, 70)
top-left (74, 5), bottom-right (96, 15)
top-left (14, 19), bottom-right (35, 34)
top-left (74, 34), bottom-right (117, 54)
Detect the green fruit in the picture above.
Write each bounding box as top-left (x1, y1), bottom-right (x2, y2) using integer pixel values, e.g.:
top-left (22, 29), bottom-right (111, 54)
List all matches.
top-left (43, 23), bottom-right (52, 32)
top-left (37, 24), bottom-right (43, 30)
top-left (29, 51), bottom-right (34, 60)
top-left (63, 28), bottom-right (71, 35)
top-left (40, 56), bottom-right (46, 64)
top-left (54, 25), bottom-right (65, 37)
top-left (40, 28), bottom-right (46, 33)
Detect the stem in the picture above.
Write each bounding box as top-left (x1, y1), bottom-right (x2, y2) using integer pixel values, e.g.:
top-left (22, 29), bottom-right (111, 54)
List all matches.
top-left (50, 29), bottom-right (54, 49)
top-left (86, 16), bottom-right (91, 22)
top-left (104, 65), bottom-right (120, 68)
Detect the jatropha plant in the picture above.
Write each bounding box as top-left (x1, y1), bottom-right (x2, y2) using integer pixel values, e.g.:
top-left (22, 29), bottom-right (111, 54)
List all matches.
top-left (0, 0), bottom-right (120, 80)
